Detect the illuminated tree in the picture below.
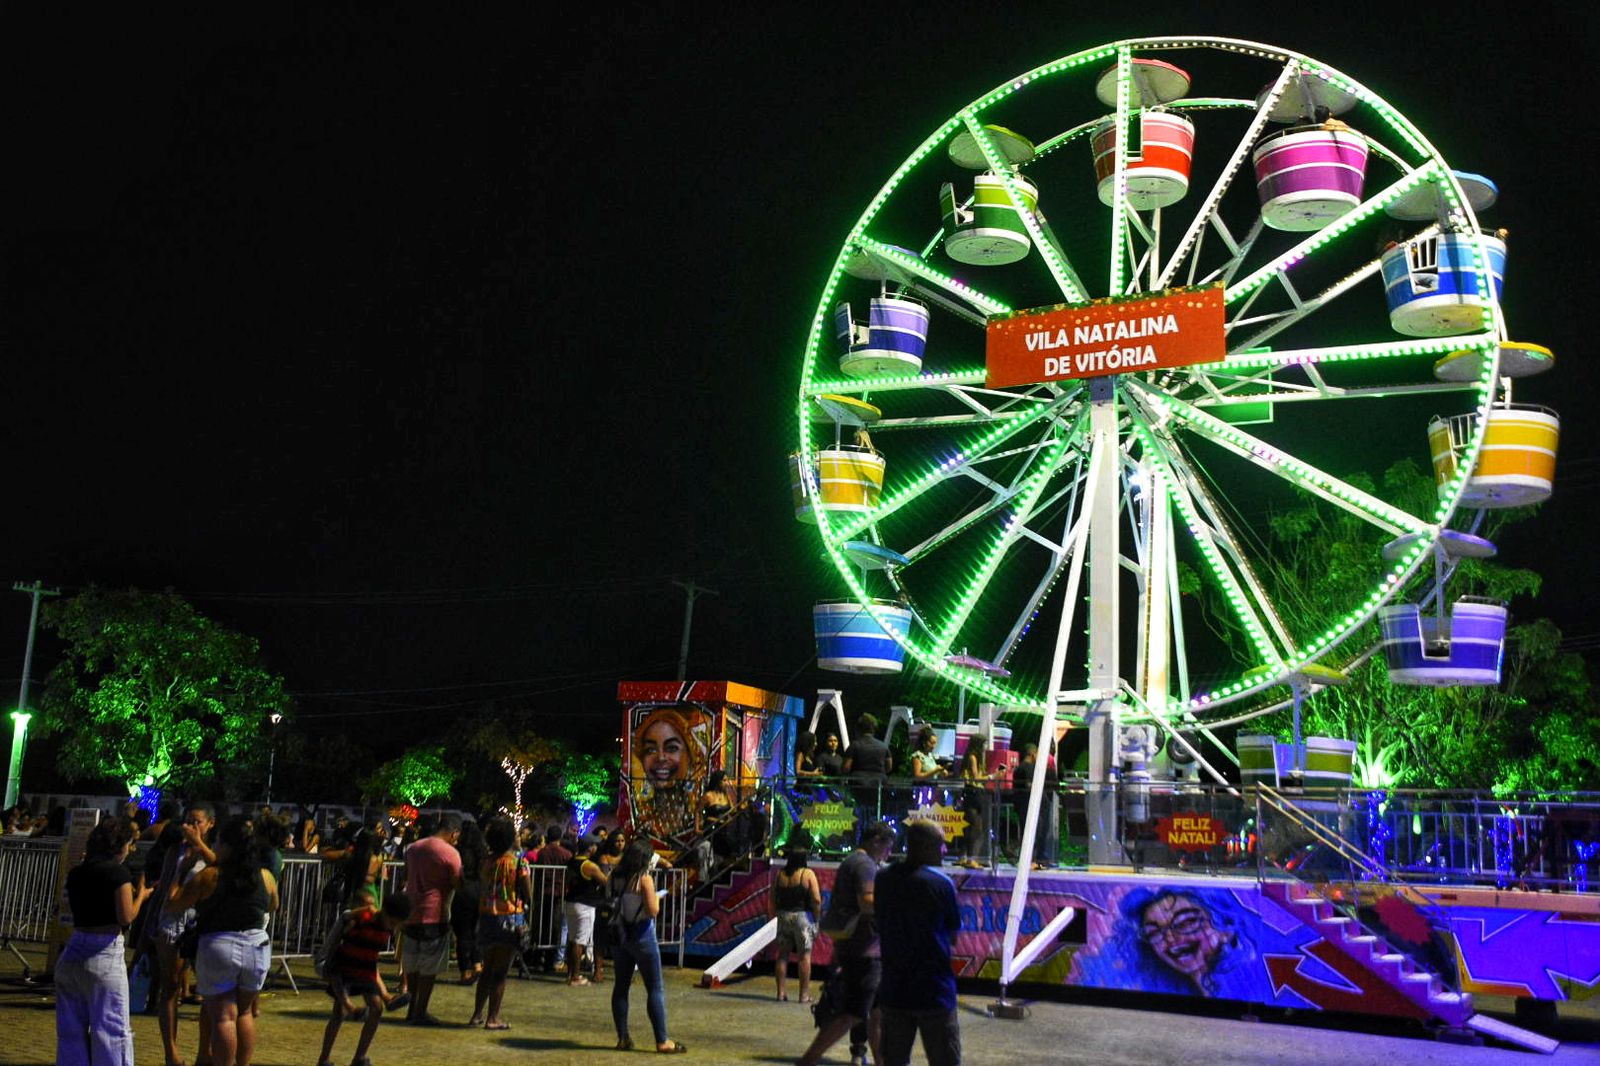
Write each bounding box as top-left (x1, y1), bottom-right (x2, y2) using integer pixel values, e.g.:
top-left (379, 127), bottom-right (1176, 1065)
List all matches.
top-left (37, 588), bottom-right (290, 794)
top-left (362, 744), bottom-right (462, 806)
top-left (1201, 460), bottom-right (1598, 793)
top-left (560, 751), bottom-right (619, 834)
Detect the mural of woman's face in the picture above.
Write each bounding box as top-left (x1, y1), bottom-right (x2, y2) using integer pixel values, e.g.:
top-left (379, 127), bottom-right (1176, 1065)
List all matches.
top-left (1139, 894), bottom-right (1225, 980)
top-left (641, 718), bottom-right (687, 785)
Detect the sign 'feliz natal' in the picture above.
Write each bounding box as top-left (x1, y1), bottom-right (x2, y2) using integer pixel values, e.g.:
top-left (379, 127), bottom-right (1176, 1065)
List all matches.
top-left (1154, 813), bottom-right (1227, 852)
top-left (985, 283), bottom-right (1225, 389)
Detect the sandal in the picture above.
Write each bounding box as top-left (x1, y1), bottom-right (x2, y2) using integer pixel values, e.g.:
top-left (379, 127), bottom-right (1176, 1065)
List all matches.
top-left (467, 1016), bottom-right (485, 1027)
top-left (485, 1021), bottom-right (511, 1031)
top-left (567, 977), bottom-right (591, 986)
top-left (656, 1042), bottom-right (688, 1054)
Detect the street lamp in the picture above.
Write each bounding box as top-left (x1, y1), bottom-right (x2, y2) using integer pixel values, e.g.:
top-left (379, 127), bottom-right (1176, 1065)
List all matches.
top-left (4, 712), bottom-right (31, 811)
top-left (265, 712), bottom-right (283, 805)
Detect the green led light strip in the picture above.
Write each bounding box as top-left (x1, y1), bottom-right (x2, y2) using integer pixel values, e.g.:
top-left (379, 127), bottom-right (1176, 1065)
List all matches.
top-left (805, 368), bottom-right (988, 396)
top-left (831, 397), bottom-right (1067, 541)
top-left (961, 113), bottom-right (1088, 304)
top-left (1141, 387), bottom-right (1429, 535)
top-left (853, 237), bottom-right (1012, 316)
top-left (1108, 47), bottom-right (1133, 296)
top-left (1200, 333), bottom-right (1496, 372)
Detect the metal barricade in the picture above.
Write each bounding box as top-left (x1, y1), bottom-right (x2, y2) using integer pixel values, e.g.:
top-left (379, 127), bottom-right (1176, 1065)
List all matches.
top-left (526, 863), bottom-right (567, 954)
top-left (0, 837), bottom-right (61, 948)
top-left (655, 864), bottom-right (689, 968)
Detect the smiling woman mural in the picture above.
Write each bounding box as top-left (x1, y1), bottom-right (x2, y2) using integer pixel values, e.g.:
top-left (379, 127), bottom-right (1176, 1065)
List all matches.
top-left (1072, 885), bottom-right (1264, 1000)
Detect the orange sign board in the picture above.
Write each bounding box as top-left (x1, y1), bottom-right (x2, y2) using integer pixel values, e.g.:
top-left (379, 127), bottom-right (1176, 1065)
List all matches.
top-left (1155, 813), bottom-right (1226, 852)
top-left (985, 284), bottom-right (1225, 388)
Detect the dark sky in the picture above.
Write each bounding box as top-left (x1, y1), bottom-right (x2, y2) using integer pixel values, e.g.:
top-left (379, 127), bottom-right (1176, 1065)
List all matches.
top-left (5, 5), bottom-right (1597, 765)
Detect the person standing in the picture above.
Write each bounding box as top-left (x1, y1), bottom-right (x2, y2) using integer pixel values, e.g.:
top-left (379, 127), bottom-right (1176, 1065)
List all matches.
top-left (400, 813), bottom-right (462, 1025)
top-left (147, 801), bottom-right (216, 1066)
top-left (816, 733), bottom-right (845, 778)
top-left (608, 839), bottom-right (686, 1053)
top-left (1014, 742), bottom-right (1059, 868)
top-left (57, 815), bottom-right (152, 1066)
top-left (769, 844), bottom-right (821, 1003)
top-left (470, 817), bottom-right (531, 1031)
top-left (563, 835), bottom-right (607, 986)
top-left (452, 819), bottom-right (487, 984)
top-left (843, 716), bottom-right (894, 833)
top-left (875, 820), bottom-right (962, 1066)
top-left (798, 820), bottom-right (894, 1066)
top-left (533, 825), bottom-right (572, 974)
top-left (958, 736), bottom-right (995, 870)
top-left (166, 814), bottom-right (279, 1066)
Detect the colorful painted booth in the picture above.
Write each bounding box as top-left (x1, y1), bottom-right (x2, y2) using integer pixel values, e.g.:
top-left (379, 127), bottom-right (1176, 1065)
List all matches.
top-left (618, 680), bottom-right (803, 848)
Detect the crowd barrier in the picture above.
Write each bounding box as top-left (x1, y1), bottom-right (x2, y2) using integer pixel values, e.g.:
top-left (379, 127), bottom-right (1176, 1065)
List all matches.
top-left (1, 843), bottom-right (689, 988)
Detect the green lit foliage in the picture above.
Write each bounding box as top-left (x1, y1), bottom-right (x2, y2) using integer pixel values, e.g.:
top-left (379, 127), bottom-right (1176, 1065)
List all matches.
top-left (560, 751), bottom-right (618, 815)
top-left (363, 745), bottom-right (461, 806)
top-left (37, 588), bottom-right (290, 794)
top-left (1223, 460), bottom-right (1599, 792)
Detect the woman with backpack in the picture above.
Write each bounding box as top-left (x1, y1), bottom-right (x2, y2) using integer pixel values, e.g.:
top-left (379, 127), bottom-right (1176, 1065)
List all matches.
top-left (608, 839), bottom-right (686, 1053)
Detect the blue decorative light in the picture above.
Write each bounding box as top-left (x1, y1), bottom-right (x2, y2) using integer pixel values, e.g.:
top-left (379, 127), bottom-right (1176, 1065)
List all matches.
top-left (1574, 839), bottom-right (1599, 894)
top-left (135, 785), bottom-right (161, 820)
top-left (573, 807), bottom-right (599, 837)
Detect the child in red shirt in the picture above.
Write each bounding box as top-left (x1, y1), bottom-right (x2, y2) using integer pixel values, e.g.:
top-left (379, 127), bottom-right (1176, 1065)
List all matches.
top-left (318, 892), bottom-right (414, 1066)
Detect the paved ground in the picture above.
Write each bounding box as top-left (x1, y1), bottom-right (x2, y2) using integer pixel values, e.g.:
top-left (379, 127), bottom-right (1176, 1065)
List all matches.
top-left (4, 943), bottom-right (1597, 1065)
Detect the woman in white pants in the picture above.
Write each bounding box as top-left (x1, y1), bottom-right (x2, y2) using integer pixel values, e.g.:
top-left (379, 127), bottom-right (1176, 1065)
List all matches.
top-left (57, 815), bottom-right (152, 1066)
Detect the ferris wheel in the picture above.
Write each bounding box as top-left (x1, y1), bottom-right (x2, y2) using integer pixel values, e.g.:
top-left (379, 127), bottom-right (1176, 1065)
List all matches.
top-left (791, 37), bottom-right (1557, 770)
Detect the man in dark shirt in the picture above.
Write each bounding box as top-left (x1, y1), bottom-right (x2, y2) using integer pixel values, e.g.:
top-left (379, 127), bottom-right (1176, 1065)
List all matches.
top-left (798, 819), bottom-right (895, 1066)
top-left (842, 714), bottom-right (893, 779)
top-left (534, 825), bottom-right (573, 972)
top-left (876, 820), bottom-right (962, 1066)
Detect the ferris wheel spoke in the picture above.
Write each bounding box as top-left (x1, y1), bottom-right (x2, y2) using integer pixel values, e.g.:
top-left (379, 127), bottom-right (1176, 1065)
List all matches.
top-left (1156, 60), bottom-right (1298, 290)
top-left (1104, 47), bottom-right (1138, 295)
top-left (1132, 382), bottom-right (1430, 536)
top-left (992, 455), bottom-right (1086, 667)
top-left (1193, 332), bottom-right (1498, 377)
top-left (1132, 425), bottom-right (1288, 669)
top-left (929, 432), bottom-right (1079, 657)
top-left (830, 396), bottom-right (1070, 541)
top-left (1227, 224), bottom-right (1440, 351)
top-left (1225, 160), bottom-right (1441, 311)
top-left (958, 113), bottom-right (1090, 304)
top-left (852, 237), bottom-right (1013, 316)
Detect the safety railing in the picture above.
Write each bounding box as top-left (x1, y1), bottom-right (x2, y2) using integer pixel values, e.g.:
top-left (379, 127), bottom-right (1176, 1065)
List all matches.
top-left (0, 837), bottom-right (62, 949)
top-left (1253, 783), bottom-right (1464, 995)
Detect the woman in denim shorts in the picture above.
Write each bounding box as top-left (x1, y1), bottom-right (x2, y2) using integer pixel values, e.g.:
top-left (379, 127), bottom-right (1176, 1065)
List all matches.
top-left (166, 815), bottom-right (279, 1066)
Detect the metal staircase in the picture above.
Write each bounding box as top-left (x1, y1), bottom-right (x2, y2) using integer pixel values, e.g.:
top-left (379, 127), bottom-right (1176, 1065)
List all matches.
top-left (1255, 784), bottom-right (1558, 1053)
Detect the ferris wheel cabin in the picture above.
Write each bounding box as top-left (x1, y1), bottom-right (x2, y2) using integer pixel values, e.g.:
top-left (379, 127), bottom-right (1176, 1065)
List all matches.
top-left (834, 294), bottom-right (929, 377)
top-left (1091, 111), bottom-right (1195, 210)
top-left (1379, 598), bottom-right (1509, 686)
top-left (1381, 230), bottom-right (1507, 337)
top-left (812, 599), bottom-right (913, 674)
top-left (1427, 405), bottom-right (1559, 507)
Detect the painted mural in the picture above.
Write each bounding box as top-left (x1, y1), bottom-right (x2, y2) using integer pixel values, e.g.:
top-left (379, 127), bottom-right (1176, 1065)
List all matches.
top-left (683, 862), bottom-right (1600, 1020)
top-left (617, 680), bottom-right (801, 849)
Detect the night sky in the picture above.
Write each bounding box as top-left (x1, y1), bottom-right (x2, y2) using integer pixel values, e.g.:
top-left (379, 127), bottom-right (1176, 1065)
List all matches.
top-left (6, 6), bottom-right (1597, 779)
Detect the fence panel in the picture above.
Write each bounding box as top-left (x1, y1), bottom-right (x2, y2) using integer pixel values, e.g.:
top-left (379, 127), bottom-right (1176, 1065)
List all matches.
top-left (0, 838), bottom-right (61, 943)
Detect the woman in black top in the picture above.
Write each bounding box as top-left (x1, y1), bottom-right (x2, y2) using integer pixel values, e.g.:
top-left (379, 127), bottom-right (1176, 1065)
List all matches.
top-left (57, 815), bottom-right (152, 1066)
top-left (167, 814), bottom-right (279, 1066)
top-left (768, 845), bottom-right (822, 1003)
top-left (815, 732), bottom-right (845, 777)
top-left (452, 819), bottom-right (486, 985)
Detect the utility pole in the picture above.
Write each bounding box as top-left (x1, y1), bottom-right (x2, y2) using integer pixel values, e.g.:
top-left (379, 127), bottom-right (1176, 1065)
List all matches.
top-left (7, 581), bottom-right (61, 809)
top-left (672, 579), bottom-right (718, 680)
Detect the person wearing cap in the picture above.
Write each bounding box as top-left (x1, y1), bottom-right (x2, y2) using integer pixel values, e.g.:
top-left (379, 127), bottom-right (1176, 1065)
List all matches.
top-left (564, 834), bottom-right (608, 986)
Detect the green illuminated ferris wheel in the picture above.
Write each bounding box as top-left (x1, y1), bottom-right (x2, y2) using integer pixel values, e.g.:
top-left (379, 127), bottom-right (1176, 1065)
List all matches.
top-left (792, 37), bottom-right (1539, 754)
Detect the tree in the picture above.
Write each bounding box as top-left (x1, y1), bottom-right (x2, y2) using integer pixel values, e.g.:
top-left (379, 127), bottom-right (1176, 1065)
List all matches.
top-left (1194, 460), bottom-right (1600, 793)
top-left (468, 715), bottom-right (565, 829)
top-left (37, 588), bottom-right (290, 795)
top-left (560, 751), bottom-right (619, 834)
top-left (361, 745), bottom-right (462, 806)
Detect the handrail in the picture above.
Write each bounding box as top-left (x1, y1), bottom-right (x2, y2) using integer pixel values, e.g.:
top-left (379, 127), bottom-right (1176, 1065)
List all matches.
top-left (1255, 783), bottom-right (1460, 990)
